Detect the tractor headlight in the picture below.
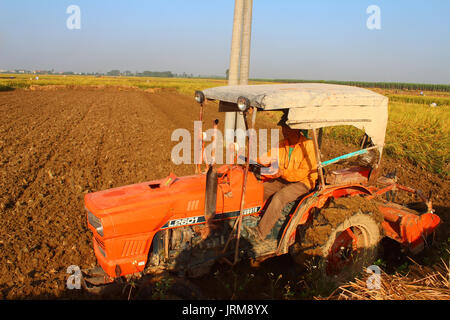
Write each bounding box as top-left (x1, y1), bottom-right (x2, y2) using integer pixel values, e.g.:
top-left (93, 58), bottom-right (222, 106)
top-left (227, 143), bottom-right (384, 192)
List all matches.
top-left (87, 211), bottom-right (104, 237)
top-left (237, 96), bottom-right (250, 112)
top-left (194, 91), bottom-right (205, 104)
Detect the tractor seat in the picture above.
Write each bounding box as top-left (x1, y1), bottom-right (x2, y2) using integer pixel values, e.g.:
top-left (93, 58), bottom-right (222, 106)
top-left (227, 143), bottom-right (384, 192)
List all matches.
top-left (325, 167), bottom-right (370, 185)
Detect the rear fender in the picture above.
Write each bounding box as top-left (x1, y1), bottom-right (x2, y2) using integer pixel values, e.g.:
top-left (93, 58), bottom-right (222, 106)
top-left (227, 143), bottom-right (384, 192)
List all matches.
top-left (276, 185), bottom-right (372, 255)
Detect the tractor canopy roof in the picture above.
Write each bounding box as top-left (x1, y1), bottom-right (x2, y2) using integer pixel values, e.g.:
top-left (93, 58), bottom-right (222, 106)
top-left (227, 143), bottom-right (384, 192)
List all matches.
top-left (202, 83), bottom-right (388, 147)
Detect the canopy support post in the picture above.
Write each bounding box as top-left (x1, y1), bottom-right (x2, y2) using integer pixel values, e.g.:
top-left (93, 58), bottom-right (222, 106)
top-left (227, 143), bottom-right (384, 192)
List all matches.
top-left (221, 107), bottom-right (254, 264)
top-left (312, 128), bottom-right (325, 189)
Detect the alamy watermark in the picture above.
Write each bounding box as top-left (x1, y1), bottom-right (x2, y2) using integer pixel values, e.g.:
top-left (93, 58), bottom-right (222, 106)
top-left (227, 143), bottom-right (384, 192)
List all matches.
top-left (366, 5), bottom-right (381, 30)
top-left (171, 124), bottom-right (281, 175)
top-left (66, 264), bottom-right (82, 289)
top-left (66, 5), bottom-right (81, 30)
top-left (366, 265), bottom-right (381, 289)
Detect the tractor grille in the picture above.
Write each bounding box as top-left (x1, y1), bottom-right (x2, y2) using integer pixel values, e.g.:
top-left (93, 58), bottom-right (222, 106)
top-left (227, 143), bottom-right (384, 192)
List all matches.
top-left (97, 243), bottom-right (106, 257)
top-left (95, 237), bottom-right (106, 257)
top-left (121, 240), bottom-right (145, 257)
top-left (95, 236), bottom-right (105, 249)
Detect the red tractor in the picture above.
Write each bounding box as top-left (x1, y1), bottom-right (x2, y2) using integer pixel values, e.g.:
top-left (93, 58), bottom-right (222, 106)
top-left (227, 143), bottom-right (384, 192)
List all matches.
top-left (83, 83), bottom-right (440, 286)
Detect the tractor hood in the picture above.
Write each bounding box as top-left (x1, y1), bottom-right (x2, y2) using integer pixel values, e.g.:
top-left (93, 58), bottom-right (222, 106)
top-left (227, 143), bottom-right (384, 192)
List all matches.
top-left (85, 173), bottom-right (207, 237)
top-left (86, 175), bottom-right (201, 212)
top-left (84, 167), bottom-right (264, 239)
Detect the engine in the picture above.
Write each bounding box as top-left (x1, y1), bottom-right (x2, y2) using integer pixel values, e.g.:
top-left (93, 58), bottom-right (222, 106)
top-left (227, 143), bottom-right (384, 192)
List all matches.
top-left (147, 215), bottom-right (260, 277)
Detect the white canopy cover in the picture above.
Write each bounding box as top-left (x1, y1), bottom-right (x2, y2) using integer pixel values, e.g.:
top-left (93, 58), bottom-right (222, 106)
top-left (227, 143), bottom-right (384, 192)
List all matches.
top-left (203, 83), bottom-right (388, 148)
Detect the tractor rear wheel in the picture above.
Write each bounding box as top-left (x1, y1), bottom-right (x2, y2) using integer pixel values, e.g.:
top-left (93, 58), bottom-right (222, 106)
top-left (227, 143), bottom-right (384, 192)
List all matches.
top-left (290, 196), bottom-right (383, 284)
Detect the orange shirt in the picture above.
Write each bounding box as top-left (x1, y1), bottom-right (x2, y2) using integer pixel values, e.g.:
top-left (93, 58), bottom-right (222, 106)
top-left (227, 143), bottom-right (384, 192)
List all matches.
top-left (259, 135), bottom-right (318, 189)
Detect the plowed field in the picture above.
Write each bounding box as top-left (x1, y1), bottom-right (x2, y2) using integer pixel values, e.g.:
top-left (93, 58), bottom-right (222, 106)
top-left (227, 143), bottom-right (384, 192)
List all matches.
top-left (0, 88), bottom-right (447, 299)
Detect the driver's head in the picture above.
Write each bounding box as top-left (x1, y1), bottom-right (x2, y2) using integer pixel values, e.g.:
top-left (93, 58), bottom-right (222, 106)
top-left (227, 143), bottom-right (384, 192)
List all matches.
top-left (278, 111), bottom-right (303, 144)
top-left (282, 126), bottom-right (302, 144)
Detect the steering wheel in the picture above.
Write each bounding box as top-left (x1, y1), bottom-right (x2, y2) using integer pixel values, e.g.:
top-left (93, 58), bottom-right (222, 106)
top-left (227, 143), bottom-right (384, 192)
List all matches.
top-left (237, 155), bottom-right (265, 180)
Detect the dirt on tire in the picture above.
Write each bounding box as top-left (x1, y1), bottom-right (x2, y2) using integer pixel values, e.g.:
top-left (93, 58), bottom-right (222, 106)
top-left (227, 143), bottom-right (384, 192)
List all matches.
top-left (302, 196), bottom-right (383, 256)
top-left (293, 196), bottom-right (383, 285)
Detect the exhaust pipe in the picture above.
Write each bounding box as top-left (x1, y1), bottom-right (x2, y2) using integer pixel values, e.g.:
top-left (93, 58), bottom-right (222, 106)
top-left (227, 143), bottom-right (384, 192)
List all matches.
top-left (204, 165), bottom-right (218, 223)
top-left (203, 120), bottom-right (219, 238)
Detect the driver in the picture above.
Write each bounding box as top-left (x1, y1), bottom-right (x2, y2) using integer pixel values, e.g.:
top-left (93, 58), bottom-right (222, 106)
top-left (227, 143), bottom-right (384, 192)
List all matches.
top-left (251, 113), bottom-right (318, 240)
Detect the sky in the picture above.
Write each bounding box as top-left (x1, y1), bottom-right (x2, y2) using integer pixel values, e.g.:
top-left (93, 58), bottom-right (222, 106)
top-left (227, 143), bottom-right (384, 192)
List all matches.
top-left (0, 0), bottom-right (449, 84)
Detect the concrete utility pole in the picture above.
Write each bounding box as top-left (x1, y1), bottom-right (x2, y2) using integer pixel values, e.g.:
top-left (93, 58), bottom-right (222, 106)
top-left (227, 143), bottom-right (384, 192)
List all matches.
top-left (225, 0), bottom-right (245, 148)
top-left (239, 0), bottom-right (253, 86)
top-left (227, 0), bottom-right (244, 87)
top-left (236, 0), bottom-right (253, 136)
top-left (225, 0), bottom-right (253, 148)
